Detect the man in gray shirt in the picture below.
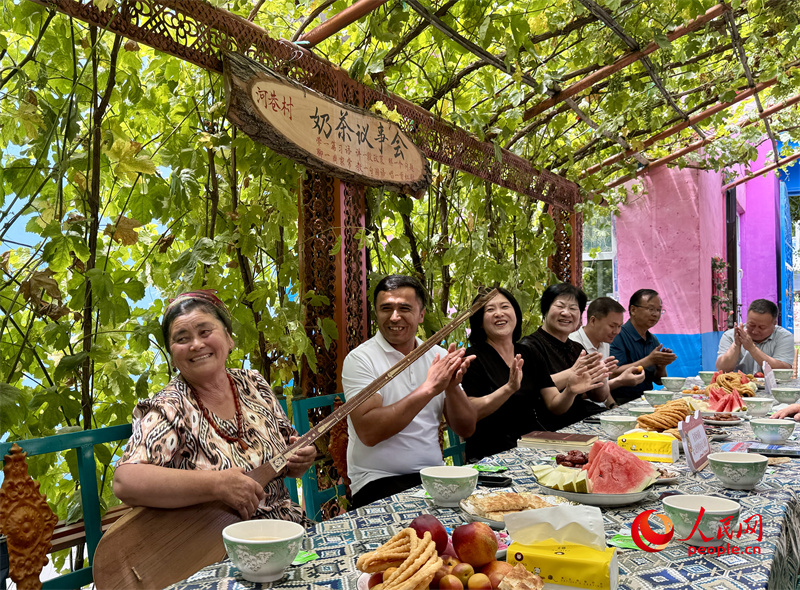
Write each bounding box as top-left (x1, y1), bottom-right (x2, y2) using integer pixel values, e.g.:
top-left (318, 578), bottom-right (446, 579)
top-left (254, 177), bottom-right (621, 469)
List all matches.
top-left (716, 299), bottom-right (794, 374)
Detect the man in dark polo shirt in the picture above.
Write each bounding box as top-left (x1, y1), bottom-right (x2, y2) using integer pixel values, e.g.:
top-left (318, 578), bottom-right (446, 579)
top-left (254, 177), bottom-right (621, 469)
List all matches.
top-left (610, 289), bottom-right (677, 404)
top-left (520, 283), bottom-right (611, 430)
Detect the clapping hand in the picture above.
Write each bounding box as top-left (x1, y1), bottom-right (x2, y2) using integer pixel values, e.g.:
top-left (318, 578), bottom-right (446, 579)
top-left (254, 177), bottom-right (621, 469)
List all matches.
top-left (506, 354), bottom-right (524, 391)
top-left (648, 344), bottom-right (677, 367)
top-left (568, 351), bottom-right (608, 394)
top-left (734, 324), bottom-right (755, 351)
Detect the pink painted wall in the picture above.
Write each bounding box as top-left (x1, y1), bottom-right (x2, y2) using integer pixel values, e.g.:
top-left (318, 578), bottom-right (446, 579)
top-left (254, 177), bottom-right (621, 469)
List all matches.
top-left (616, 166), bottom-right (725, 335)
top-left (737, 141), bottom-right (781, 311)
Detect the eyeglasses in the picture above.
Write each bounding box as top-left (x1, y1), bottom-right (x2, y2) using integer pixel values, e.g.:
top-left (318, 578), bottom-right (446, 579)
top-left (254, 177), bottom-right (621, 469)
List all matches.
top-left (632, 304), bottom-right (665, 316)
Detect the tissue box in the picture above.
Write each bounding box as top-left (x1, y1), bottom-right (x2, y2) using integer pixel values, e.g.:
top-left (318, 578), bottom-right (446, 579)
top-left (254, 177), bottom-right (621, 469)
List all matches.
top-left (507, 541), bottom-right (617, 590)
top-left (616, 431), bottom-right (679, 463)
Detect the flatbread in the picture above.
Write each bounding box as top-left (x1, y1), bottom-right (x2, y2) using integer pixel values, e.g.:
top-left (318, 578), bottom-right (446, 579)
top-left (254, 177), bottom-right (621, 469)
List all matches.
top-left (468, 492), bottom-right (555, 521)
top-left (498, 563), bottom-right (544, 590)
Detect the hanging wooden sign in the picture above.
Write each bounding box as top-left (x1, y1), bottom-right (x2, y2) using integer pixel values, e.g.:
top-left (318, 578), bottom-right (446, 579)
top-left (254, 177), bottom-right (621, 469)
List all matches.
top-left (224, 52), bottom-right (431, 196)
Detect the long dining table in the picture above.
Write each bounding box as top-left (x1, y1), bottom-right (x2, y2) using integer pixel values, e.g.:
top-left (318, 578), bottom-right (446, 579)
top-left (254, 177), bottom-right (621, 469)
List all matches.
top-left (167, 400), bottom-right (800, 590)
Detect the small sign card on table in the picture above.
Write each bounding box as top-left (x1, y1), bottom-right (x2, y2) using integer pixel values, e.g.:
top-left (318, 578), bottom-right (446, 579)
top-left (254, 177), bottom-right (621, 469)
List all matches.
top-left (678, 411), bottom-right (710, 472)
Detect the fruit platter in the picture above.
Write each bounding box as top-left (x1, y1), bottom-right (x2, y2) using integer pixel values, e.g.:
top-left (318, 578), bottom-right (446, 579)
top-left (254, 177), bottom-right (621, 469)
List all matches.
top-left (355, 514), bottom-right (542, 589)
top-left (460, 490), bottom-right (573, 529)
top-left (530, 442), bottom-right (659, 507)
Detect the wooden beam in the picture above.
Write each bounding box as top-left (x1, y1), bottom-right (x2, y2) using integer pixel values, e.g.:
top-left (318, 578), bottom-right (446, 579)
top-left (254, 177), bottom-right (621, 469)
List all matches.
top-left (580, 60), bottom-right (800, 178)
top-left (721, 151), bottom-right (800, 192)
top-left (605, 137), bottom-right (715, 189)
top-left (577, 0), bottom-right (706, 139)
top-left (298, 0), bottom-right (389, 47)
top-left (404, 0), bottom-right (648, 165)
top-left (601, 93), bottom-right (800, 191)
top-left (522, 2), bottom-right (730, 121)
top-left (724, 10), bottom-right (780, 162)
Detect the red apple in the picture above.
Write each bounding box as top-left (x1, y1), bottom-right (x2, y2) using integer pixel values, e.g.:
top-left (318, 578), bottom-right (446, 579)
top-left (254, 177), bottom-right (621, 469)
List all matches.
top-left (367, 572), bottom-right (383, 588)
top-left (409, 514), bottom-right (449, 554)
top-left (467, 573), bottom-right (493, 589)
top-left (442, 537), bottom-right (459, 558)
top-left (451, 562), bottom-right (475, 586)
top-left (439, 574), bottom-right (465, 590)
top-left (452, 522), bottom-right (498, 568)
top-left (480, 561), bottom-right (514, 589)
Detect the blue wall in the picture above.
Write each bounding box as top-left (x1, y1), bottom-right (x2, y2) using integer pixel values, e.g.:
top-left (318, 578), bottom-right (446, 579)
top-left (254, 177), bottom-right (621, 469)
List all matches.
top-left (656, 331), bottom-right (724, 378)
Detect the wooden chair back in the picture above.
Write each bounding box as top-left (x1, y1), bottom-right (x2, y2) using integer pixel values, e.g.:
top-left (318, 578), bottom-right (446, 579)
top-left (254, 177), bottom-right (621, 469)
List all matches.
top-left (0, 424), bottom-right (132, 589)
top-left (291, 394), bottom-right (349, 521)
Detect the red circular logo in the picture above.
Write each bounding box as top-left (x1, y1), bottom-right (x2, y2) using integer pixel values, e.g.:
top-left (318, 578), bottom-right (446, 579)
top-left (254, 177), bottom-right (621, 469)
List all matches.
top-left (631, 510), bottom-right (674, 552)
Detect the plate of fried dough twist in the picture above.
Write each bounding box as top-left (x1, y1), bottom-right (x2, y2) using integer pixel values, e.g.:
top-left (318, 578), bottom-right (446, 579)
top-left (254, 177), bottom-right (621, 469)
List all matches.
top-left (356, 528), bottom-right (442, 590)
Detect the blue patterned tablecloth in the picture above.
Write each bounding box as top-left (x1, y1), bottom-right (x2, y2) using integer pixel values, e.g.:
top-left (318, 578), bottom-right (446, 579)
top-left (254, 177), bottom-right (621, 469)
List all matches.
top-left (168, 408), bottom-right (800, 590)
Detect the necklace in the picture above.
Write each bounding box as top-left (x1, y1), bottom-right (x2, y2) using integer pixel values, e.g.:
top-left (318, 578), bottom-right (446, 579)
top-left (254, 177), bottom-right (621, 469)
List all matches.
top-left (191, 373), bottom-right (249, 451)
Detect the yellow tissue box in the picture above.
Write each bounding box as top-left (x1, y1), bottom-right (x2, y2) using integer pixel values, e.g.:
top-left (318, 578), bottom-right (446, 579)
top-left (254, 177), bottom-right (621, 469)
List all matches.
top-left (616, 431), bottom-right (679, 463)
top-left (506, 540), bottom-right (618, 590)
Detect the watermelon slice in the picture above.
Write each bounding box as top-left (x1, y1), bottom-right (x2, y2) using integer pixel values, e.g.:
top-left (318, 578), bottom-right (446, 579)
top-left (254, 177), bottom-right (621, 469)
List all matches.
top-left (585, 442), bottom-right (657, 494)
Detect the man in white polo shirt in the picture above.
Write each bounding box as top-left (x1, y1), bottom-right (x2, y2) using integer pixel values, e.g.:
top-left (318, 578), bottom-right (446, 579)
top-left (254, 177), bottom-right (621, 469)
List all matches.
top-left (570, 297), bottom-right (645, 405)
top-left (716, 299), bottom-right (794, 374)
top-left (343, 275), bottom-right (477, 508)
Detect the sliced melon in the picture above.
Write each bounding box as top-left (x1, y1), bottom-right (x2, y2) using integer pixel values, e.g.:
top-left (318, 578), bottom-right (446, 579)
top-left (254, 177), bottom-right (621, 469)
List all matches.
top-left (562, 473), bottom-right (578, 492)
top-left (574, 471), bottom-right (590, 493)
top-left (531, 465), bottom-right (555, 480)
top-left (538, 471), bottom-right (560, 488)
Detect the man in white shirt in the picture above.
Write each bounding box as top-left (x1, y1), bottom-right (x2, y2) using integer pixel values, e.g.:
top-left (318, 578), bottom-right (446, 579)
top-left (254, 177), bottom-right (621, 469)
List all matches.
top-left (570, 297), bottom-right (646, 404)
top-left (716, 299), bottom-right (794, 374)
top-left (342, 275), bottom-right (477, 508)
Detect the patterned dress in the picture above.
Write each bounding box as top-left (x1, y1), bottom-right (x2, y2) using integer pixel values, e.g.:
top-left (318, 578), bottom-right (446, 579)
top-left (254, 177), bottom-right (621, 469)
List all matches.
top-left (118, 368), bottom-right (308, 524)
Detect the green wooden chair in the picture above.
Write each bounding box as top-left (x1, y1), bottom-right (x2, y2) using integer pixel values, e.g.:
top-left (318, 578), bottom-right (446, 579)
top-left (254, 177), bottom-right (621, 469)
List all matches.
top-left (0, 424), bottom-right (132, 589)
top-left (291, 394), bottom-right (347, 522)
top-left (276, 395), bottom-right (300, 504)
top-left (443, 425), bottom-right (466, 466)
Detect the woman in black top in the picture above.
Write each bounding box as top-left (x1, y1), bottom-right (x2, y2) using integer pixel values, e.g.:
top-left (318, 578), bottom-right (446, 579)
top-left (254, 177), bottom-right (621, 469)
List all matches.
top-left (462, 288), bottom-right (554, 461)
top-left (463, 288), bottom-right (607, 462)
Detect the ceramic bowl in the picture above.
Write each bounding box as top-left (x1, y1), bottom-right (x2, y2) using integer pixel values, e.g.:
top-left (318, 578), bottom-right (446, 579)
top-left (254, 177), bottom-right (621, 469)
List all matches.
top-left (222, 519), bottom-right (305, 583)
top-left (698, 371), bottom-right (716, 385)
top-left (420, 465), bottom-right (478, 507)
top-left (660, 377), bottom-right (687, 392)
top-left (708, 452), bottom-right (768, 490)
top-left (744, 397), bottom-right (774, 417)
top-left (772, 369), bottom-right (794, 382)
top-left (600, 415), bottom-right (638, 438)
top-left (628, 405), bottom-right (654, 417)
top-left (771, 387), bottom-right (800, 405)
top-left (644, 390), bottom-right (675, 407)
top-left (662, 495), bottom-right (740, 547)
top-left (750, 418), bottom-right (796, 444)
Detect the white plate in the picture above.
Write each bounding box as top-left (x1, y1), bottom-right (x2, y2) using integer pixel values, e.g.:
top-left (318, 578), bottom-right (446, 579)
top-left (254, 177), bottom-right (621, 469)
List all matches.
top-left (460, 492), bottom-right (574, 529)
top-left (700, 410), bottom-right (746, 417)
top-left (703, 417), bottom-right (744, 426)
top-left (535, 483), bottom-right (654, 506)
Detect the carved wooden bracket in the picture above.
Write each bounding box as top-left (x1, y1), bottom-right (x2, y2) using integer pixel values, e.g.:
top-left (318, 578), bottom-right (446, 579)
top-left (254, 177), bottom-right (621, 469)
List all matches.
top-left (0, 443), bottom-right (58, 590)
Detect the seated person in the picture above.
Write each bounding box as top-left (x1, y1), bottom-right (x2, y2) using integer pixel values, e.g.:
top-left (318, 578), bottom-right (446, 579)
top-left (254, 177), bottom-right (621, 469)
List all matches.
top-left (342, 275), bottom-right (477, 508)
top-left (609, 289), bottom-right (677, 405)
top-left (463, 288), bottom-right (606, 461)
top-left (519, 283), bottom-right (610, 431)
top-left (570, 296), bottom-right (646, 405)
top-left (114, 290), bottom-right (316, 523)
top-left (716, 299), bottom-right (793, 374)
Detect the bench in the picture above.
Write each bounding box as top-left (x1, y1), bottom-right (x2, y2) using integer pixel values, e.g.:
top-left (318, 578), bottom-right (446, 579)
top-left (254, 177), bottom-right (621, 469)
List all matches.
top-left (0, 424), bottom-right (132, 589)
